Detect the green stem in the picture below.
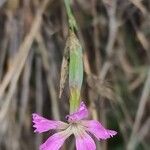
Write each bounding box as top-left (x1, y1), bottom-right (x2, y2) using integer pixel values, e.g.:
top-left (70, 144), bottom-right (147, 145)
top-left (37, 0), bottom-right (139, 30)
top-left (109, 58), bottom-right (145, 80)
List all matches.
top-left (64, 0), bottom-right (77, 31)
top-left (64, 1), bottom-right (82, 113)
top-left (69, 88), bottom-right (80, 113)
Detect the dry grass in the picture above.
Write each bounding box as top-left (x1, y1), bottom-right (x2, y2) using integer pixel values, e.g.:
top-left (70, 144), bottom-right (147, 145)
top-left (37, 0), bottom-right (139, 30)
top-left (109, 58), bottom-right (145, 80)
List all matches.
top-left (0, 0), bottom-right (149, 150)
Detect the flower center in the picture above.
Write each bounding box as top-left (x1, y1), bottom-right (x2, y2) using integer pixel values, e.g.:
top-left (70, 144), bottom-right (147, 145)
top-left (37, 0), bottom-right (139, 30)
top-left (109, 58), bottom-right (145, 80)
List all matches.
top-left (69, 122), bottom-right (86, 137)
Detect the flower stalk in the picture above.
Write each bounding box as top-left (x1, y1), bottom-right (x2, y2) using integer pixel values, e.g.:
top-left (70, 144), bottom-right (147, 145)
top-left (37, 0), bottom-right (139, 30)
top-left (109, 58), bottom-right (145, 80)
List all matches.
top-left (64, 0), bottom-right (83, 113)
top-left (64, 0), bottom-right (77, 31)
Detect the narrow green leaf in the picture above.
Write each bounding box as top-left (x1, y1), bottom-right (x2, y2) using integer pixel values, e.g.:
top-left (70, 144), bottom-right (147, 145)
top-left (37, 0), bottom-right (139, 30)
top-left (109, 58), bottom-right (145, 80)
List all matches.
top-left (69, 31), bottom-right (83, 92)
top-left (68, 31), bottom-right (83, 112)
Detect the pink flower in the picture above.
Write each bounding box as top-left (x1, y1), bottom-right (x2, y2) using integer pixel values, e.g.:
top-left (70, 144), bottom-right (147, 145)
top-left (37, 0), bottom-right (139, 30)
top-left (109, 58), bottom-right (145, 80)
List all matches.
top-left (32, 102), bottom-right (117, 150)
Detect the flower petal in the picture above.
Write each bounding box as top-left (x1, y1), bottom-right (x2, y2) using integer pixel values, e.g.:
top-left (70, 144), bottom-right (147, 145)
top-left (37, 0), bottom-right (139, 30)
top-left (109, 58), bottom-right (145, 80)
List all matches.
top-left (40, 131), bottom-right (70, 150)
top-left (75, 131), bottom-right (96, 150)
top-left (32, 113), bottom-right (68, 133)
top-left (67, 101), bottom-right (89, 122)
top-left (82, 120), bottom-right (117, 140)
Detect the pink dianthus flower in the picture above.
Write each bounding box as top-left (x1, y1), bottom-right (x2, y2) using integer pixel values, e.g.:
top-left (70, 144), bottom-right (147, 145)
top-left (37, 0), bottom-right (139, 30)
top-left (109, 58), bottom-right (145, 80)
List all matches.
top-left (32, 102), bottom-right (117, 150)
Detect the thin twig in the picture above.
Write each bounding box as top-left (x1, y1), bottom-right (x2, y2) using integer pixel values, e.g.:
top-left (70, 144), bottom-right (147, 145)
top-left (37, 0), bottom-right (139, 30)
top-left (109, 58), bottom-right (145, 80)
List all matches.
top-left (35, 55), bottom-right (43, 149)
top-left (127, 69), bottom-right (150, 150)
top-left (36, 33), bottom-right (60, 120)
top-left (100, 0), bottom-right (118, 79)
top-left (19, 51), bottom-right (33, 127)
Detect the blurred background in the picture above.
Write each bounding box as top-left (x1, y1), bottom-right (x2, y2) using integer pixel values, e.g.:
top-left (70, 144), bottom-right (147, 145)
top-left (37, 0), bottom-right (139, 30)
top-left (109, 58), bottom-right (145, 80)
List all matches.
top-left (0, 0), bottom-right (149, 150)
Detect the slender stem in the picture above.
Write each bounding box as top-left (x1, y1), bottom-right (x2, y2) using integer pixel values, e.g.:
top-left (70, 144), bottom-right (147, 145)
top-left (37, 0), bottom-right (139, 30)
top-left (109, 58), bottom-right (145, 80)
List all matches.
top-left (64, 0), bottom-right (77, 31)
top-left (64, 0), bottom-right (82, 113)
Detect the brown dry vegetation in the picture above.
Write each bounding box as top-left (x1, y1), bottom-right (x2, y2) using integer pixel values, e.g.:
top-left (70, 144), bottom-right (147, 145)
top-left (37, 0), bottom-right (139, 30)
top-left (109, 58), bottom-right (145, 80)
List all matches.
top-left (0, 0), bottom-right (149, 150)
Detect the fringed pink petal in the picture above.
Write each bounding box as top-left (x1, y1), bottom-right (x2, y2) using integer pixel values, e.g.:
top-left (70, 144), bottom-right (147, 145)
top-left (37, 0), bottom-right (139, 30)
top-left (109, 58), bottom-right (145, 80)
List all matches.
top-left (81, 120), bottom-right (117, 140)
top-left (40, 131), bottom-right (70, 150)
top-left (66, 101), bottom-right (89, 122)
top-left (75, 131), bottom-right (96, 150)
top-left (32, 113), bottom-right (68, 133)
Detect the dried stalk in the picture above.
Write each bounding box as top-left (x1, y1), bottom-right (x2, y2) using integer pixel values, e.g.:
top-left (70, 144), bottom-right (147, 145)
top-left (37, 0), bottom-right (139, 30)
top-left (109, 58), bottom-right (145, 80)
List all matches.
top-left (0, 0), bottom-right (51, 121)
